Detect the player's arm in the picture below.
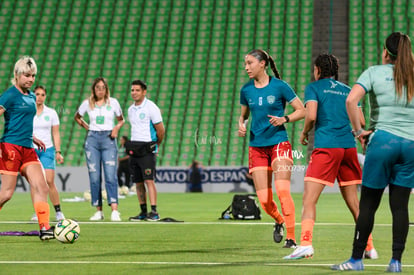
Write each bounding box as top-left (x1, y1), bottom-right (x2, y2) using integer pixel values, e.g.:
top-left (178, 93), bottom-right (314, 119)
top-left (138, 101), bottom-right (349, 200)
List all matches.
top-left (154, 122), bottom-right (165, 145)
top-left (346, 84), bottom-right (371, 146)
top-left (238, 105), bottom-right (250, 137)
top-left (285, 97), bottom-right (306, 123)
top-left (74, 112), bottom-right (89, 131)
top-left (358, 107), bottom-right (366, 129)
top-left (52, 125), bottom-right (64, 164)
top-left (0, 107), bottom-right (4, 116)
top-left (110, 114), bottom-right (125, 139)
top-left (300, 101), bottom-right (317, 145)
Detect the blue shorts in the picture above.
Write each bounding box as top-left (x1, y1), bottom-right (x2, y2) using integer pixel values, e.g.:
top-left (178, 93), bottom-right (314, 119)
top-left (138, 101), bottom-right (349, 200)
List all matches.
top-left (35, 147), bottom-right (56, 170)
top-left (363, 130), bottom-right (414, 189)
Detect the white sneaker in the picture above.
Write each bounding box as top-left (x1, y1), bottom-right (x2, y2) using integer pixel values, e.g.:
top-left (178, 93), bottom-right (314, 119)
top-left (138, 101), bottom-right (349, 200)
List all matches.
top-left (111, 210), bottom-right (121, 221)
top-left (364, 248), bottom-right (378, 259)
top-left (55, 211), bottom-right (65, 221)
top-left (90, 211), bottom-right (104, 221)
top-left (31, 213), bottom-right (38, 221)
top-left (283, 245), bottom-right (314, 260)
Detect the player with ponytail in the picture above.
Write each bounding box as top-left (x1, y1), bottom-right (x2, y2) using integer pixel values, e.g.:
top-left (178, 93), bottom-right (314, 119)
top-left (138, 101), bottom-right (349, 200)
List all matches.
top-left (238, 49), bottom-right (305, 248)
top-left (284, 53), bottom-right (377, 260)
top-left (332, 32), bottom-right (414, 272)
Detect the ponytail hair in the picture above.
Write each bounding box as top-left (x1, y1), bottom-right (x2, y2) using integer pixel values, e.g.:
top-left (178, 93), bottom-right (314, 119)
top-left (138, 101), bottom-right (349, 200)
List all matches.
top-left (247, 49), bottom-right (281, 79)
top-left (385, 32), bottom-right (414, 103)
top-left (314, 53), bottom-right (339, 80)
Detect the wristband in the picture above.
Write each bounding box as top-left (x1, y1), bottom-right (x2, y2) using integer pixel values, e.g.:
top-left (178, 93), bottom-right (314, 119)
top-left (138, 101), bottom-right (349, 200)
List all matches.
top-left (56, 151), bottom-right (62, 154)
top-left (284, 115), bottom-right (290, 123)
top-left (352, 129), bottom-right (363, 137)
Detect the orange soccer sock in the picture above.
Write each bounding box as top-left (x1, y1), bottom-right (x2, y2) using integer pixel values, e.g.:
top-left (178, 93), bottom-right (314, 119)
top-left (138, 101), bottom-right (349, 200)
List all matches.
top-left (300, 218), bottom-right (315, 246)
top-left (275, 180), bottom-right (296, 241)
top-left (256, 188), bottom-right (284, 224)
top-left (34, 201), bottom-right (51, 230)
top-left (365, 233), bottom-right (374, 251)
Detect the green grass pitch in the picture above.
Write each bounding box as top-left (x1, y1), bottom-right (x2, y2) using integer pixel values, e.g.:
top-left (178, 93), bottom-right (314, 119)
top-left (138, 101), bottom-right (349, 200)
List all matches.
top-left (0, 192), bottom-right (413, 274)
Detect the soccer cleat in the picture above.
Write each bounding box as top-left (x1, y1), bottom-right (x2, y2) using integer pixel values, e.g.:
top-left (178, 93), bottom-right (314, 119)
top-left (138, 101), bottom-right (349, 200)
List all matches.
top-left (89, 211), bottom-right (104, 221)
top-left (111, 210), bottom-right (121, 221)
top-left (39, 226), bottom-right (55, 241)
top-left (364, 248), bottom-right (378, 259)
top-left (147, 211), bottom-right (160, 221)
top-left (283, 245), bottom-right (314, 260)
top-left (273, 222), bottom-right (284, 243)
top-left (283, 239), bottom-right (297, 248)
top-left (55, 211), bottom-right (65, 221)
top-left (331, 258), bottom-right (364, 271)
top-left (129, 212), bottom-right (148, 221)
top-left (386, 259), bottom-right (402, 273)
top-left (31, 213), bottom-right (38, 221)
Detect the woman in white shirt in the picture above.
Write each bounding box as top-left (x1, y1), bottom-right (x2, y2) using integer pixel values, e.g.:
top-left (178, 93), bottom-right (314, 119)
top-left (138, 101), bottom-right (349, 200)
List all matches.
top-left (31, 85), bottom-right (65, 221)
top-left (75, 77), bottom-right (124, 221)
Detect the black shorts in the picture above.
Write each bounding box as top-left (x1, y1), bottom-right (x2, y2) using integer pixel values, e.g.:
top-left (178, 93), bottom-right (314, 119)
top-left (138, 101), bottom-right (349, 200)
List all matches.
top-left (129, 153), bottom-right (156, 182)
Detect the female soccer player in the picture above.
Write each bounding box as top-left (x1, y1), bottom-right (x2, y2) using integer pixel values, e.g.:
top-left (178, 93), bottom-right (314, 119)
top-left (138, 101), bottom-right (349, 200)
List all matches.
top-left (332, 32), bottom-right (414, 272)
top-left (238, 49), bottom-right (305, 248)
top-left (283, 54), bottom-right (376, 260)
top-left (75, 77), bottom-right (124, 221)
top-left (30, 85), bottom-right (65, 222)
top-left (0, 56), bottom-right (54, 240)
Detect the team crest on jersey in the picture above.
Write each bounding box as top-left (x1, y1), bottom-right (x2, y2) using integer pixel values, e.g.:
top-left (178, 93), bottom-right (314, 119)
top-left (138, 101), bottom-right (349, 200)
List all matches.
top-left (139, 113), bottom-right (146, 119)
top-left (106, 106), bottom-right (112, 111)
top-left (330, 80), bottom-right (338, 88)
top-left (267, 95), bottom-right (275, 104)
top-left (145, 168), bottom-right (152, 175)
top-left (44, 115), bottom-right (50, 121)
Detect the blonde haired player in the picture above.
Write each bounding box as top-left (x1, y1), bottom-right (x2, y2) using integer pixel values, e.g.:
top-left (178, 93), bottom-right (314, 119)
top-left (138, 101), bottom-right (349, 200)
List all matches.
top-left (0, 56), bottom-right (55, 240)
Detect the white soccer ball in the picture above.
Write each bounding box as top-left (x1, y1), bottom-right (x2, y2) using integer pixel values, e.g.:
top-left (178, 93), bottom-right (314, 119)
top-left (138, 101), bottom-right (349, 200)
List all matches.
top-left (54, 219), bottom-right (80, 244)
top-left (120, 185), bottom-right (129, 195)
top-left (83, 190), bottom-right (91, 202)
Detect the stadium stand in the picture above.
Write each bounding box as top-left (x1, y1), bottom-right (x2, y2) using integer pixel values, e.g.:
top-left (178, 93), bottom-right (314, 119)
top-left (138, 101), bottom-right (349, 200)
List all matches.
top-left (0, 0), bottom-right (313, 167)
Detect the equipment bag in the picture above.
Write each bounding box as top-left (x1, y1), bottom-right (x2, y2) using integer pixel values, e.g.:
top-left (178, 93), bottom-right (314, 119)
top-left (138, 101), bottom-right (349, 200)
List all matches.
top-left (220, 194), bottom-right (261, 220)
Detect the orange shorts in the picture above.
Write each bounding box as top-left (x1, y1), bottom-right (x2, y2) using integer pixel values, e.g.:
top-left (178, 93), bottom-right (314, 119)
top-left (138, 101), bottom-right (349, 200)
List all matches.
top-left (0, 142), bottom-right (40, 176)
top-left (305, 148), bottom-right (361, 187)
top-left (249, 141), bottom-right (293, 173)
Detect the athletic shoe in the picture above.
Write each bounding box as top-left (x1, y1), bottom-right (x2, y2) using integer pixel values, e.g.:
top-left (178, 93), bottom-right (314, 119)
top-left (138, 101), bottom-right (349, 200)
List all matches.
top-left (283, 239), bottom-right (297, 248)
top-left (283, 245), bottom-right (314, 260)
top-left (273, 222), bottom-right (284, 243)
top-left (39, 226), bottom-right (55, 241)
top-left (386, 259), bottom-right (402, 273)
top-left (129, 212), bottom-right (148, 221)
top-left (147, 211), bottom-right (160, 221)
top-left (89, 211), bottom-right (104, 221)
top-left (55, 211), bottom-right (65, 221)
top-left (111, 210), bottom-right (121, 221)
top-left (31, 213), bottom-right (38, 221)
top-left (331, 258), bottom-right (364, 271)
top-left (364, 248), bottom-right (379, 259)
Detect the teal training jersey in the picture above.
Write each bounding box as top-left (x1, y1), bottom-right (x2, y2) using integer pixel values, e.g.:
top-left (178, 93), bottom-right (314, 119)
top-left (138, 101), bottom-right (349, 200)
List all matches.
top-left (0, 86), bottom-right (36, 148)
top-left (240, 76), bottom-right (297, 147)
top-left (304, 78), bottom-right (356, 148)
top-left (357, 64), bottom-right (414, 141)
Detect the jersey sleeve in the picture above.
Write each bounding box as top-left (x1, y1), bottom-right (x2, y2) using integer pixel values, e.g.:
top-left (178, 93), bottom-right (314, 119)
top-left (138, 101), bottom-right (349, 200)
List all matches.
top-left (281, 81), bottom-right (297, 103)
top-left (240, 86), bottom-right (248, 106)
top-left (304, 84), bottom-right (318, 105)
top-left (77, 100), bottom-right (89, 116)
top-left (0, 89), bottom-right (13, 110)
top-left (150, 104), bottom-right (163, 124)
top-left (356, 66), bottom-right (374, 93)
top-left (50, 108), bottom-right (60, 126)
top-left (111, 98), bottom-right (123, 116)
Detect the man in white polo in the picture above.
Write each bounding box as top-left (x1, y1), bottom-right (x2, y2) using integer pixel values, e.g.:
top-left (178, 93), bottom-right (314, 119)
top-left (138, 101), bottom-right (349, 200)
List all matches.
top-left (127, 80), bottom-right (165, 221)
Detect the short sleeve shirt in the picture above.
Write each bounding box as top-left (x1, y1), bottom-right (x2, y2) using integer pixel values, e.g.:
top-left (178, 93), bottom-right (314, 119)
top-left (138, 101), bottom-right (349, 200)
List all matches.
top-left (77, 97), bottom-right (123, 131)
top-left (240, 77), bottom-right (297, 147)
top-left (0, 86), bottom-right (36, 148)
top-left (33, 105), bottom-right (60, 149)
top-left (357, 64), bottom-right (414, 140)
top-left (128, 98), bottom-right (162, 142)
top-left (304, 78), bottom-right (356, 148)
